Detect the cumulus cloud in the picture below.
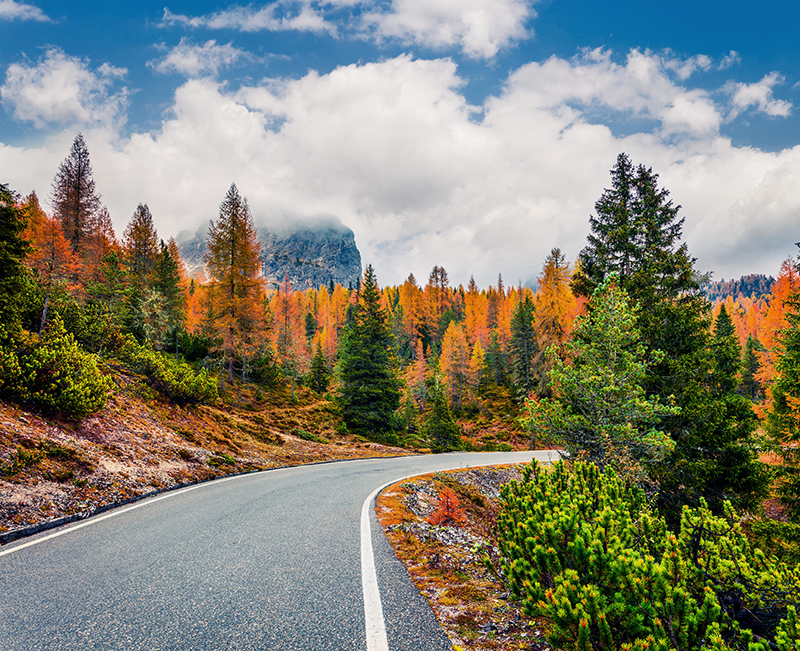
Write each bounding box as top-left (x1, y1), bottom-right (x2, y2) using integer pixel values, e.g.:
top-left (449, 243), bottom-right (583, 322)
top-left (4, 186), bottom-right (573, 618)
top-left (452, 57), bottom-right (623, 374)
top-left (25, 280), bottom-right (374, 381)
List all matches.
top-left (361, 0), bottom-right (534, 59)
top-left (0, 0), bottom-right (49, 22)
top-left (0, 49), bottom-right (128, 129)
top-left (159, 0), bottom-right (535, 60)
top-left (1, 50), bottom-right (797, 287)
top-left (148, 39), bottom-right (251, 77)
top-left (662, 52), bottom-right (712, 80)
top-left (726, 72), bottom-right (793, 119)
top-left (495, 48), bottom-right (722, 138)
top-left (160, 2), bottom-right (333, 34)
top-left (719, 50), bottom-right (741, 70)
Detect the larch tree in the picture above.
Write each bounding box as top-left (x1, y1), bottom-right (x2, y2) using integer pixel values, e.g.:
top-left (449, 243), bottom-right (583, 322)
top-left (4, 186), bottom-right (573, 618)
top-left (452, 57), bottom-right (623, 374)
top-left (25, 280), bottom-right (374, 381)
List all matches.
top-left (50, 133), bottom-right (102, 254)
top-left (439, 321), bottom-right (470, 410)
top-left (533, 248), bottom-right (575, 397)
top-left (205, 183), bottom-right (264, 383)
top-left (767, 265), bottom-right (800, 522)
top-left (337, 264), bottom-right (400, 436)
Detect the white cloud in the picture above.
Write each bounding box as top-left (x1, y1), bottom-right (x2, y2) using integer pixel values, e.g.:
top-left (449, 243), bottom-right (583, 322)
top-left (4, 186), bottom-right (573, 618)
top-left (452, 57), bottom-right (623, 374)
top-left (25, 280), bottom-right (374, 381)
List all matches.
top-left (496, 48), bottom-right (722, 138)
top-left (719, 50), bottom-right (741, 70)
top-left (0, 49), bottom-right (128, 129)
top-left (148, 39), bottom-right (251, 77)
top-left (662, 52), bottom-right (712, 80)
top-left (0, 0), bottom-right (49, 21)
top-left (1, 50), bottom-right (797, 288)
top-left (726, 72), bottom-right (793, 119)
top-left (361, 0), bottom-right (533, 59)
top-left (160, 2), bottom-right (333, 34)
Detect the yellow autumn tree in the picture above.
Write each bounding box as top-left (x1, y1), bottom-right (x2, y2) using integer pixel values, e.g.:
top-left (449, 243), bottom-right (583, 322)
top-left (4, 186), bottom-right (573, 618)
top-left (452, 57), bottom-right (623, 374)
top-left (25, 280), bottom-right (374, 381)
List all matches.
top-left (205, 183), bottom-right (264, 382)
top-left (440, 321), bottom-right (470, 410)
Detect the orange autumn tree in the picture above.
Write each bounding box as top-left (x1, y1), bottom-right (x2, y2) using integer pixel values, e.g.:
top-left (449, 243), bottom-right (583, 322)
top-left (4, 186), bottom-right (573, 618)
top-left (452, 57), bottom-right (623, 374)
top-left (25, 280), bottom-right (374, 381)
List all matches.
top-left (205, 183), bottom-right (264, 382)
top-left (534, 248), bottom-right (577, 397)
top-left (22, 192), bottom-right (80, 331)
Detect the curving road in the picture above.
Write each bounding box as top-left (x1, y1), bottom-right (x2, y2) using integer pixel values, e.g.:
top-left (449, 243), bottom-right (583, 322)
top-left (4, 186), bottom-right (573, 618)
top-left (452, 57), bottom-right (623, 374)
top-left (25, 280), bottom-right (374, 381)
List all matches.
top-left (0, 451), bottom-right (558, 651)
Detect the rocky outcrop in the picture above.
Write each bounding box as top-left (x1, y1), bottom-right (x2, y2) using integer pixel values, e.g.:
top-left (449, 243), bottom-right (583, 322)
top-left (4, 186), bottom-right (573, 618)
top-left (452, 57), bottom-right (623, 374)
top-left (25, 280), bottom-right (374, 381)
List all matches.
top-left (177, 216), bottom-right (362, 291)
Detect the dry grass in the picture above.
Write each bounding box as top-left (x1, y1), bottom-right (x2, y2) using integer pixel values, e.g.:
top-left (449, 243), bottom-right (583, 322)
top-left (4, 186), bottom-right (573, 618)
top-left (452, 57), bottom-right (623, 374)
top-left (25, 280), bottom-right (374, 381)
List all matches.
top-left (0, 374), bottom-right (405, 536)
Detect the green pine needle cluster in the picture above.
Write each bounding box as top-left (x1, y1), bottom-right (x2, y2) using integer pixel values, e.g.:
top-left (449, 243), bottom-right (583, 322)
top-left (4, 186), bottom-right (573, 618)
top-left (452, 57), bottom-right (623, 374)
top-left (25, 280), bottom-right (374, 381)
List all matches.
top-left (497, 460), bottom-right (800, 651)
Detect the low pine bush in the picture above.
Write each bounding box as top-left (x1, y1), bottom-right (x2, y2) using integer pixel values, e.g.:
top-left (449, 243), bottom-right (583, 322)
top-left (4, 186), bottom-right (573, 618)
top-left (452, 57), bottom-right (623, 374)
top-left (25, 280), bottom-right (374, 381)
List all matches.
top-left (118, 335), bottom-right (218, 405)
top-left (497, 460), bottom-right (800, 651)
top-left (0, 315), bottom-right (113, 418)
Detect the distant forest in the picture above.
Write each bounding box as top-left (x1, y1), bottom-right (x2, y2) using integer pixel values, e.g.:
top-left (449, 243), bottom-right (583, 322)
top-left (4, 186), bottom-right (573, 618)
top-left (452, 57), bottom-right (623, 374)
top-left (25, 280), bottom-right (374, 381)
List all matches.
top-left (705, 274), bottom-right (775, 303)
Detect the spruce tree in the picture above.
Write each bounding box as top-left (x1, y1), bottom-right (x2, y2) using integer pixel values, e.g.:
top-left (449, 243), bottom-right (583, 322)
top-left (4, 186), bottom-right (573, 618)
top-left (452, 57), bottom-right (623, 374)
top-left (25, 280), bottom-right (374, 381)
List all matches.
top-left (740, 335), bottom-right (764, 400)
top-left (422, 374), bottom-right (461, 451)
top-left (308, 341), bottom-right (329, 394)
top-left (572, 153), bottom-right (768, 522)
top-left (767, 283), bottom-right (800, 522)
top-left (155, 240), bottom-right (185, 332)
top-left (338, 264), bottom-right (400, 436)
top-left (0, 183), bottom-right (31, 340)
top-left (509, 294), bottom-right (538, 399)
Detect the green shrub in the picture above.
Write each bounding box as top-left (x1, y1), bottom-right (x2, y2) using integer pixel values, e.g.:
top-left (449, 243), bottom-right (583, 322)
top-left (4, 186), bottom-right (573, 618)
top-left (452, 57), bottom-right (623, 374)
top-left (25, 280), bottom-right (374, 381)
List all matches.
top-left (497, 460), bottom-right (800, 651)
top-left (207, 453), bottom-right (236, 467)
top-left (118, 335), bottom-right (218, 404)
top-left (0, 316), bottom-right (114, 418)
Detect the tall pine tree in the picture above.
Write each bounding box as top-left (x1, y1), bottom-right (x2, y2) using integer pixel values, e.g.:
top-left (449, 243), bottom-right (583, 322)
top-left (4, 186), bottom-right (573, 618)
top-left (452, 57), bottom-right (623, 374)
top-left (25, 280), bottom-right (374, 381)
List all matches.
top-left (573, 153), bottom-right (767, 523)
top-left (0, 184), bottom-right (31, 340)
top-left (338, 264), bottom-right (400, 436)
top-left (509, 293), bottom-right (538, 399)
top-left (50, 133), bottom-right (101, 254)
top-left (205, 183), bottom-right (264, 383)
top-left (767, 270), bottom-right (800, 522)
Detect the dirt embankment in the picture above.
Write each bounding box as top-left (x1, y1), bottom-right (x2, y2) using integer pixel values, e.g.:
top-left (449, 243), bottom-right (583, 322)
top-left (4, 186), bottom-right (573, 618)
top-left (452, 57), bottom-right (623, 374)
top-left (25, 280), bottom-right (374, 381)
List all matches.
top-left (0, 376), bottom-right (406, 540)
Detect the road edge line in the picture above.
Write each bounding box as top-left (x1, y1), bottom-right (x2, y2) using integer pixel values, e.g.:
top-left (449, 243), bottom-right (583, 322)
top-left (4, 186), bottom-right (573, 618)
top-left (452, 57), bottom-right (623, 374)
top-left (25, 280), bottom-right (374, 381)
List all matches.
top-left (361, 484), bottom-right (390, 651)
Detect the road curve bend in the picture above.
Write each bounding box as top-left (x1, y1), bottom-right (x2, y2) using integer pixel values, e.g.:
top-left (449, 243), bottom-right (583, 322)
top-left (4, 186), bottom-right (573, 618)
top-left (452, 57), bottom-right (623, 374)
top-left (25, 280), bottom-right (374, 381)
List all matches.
top-left (0, 450), bottom-right (558, 650)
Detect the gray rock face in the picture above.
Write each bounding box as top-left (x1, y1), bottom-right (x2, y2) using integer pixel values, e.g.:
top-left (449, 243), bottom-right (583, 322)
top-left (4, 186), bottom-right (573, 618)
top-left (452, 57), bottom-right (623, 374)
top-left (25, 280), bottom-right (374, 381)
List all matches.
top-left (176, 216), bottom-right (362, 291)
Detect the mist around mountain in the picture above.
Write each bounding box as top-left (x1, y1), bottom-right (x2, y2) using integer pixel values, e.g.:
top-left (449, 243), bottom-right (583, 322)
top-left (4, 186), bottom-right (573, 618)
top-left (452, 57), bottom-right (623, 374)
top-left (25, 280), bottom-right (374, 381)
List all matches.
top-left (177, 214), bottom-right (362, 290)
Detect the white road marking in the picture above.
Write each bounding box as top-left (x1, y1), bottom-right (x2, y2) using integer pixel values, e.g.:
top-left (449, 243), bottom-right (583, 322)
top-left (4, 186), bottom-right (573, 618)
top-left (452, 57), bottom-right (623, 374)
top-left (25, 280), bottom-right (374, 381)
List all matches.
top-left (359, 451), bottom-right (551, 650)
top-left (0, 474), bottom-right (245, 558)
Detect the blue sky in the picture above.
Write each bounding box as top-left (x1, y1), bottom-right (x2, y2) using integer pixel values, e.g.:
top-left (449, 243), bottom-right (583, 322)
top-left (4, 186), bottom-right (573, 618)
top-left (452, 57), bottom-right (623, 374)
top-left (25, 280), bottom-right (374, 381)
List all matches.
top-left (1, 0), bottom-right (798, 287)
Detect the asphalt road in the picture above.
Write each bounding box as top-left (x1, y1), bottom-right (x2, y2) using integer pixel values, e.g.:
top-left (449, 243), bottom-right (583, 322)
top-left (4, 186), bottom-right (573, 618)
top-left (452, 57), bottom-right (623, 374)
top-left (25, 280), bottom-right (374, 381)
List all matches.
top-left (0, 450), bottom-right (558, 651)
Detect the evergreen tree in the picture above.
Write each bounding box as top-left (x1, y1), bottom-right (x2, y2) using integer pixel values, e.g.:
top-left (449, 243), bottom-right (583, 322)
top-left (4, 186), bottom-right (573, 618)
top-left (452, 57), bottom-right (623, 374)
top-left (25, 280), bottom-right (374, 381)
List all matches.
top-left (740, 335), bottom-right (764, 400)
top-left (308, 340), bottom-right (330, 394)
top-left (485, 330), bottom-right (507, 385)
top-left (571, 154), bottom-right (767, 521)
top-left (123, 204), bottom-right (159, 290)
top-left (422, 374), bottom-right (461, 451)
top-left (155, 239), bottom-right (185, 332)
top-left (522, 276), bottom-right (677, 490)
top-left (50, 133), bottom-right (101, 253)
top-left (767, 281), bottom-right (800, 522)
top-left (205, 183), bottom-right (264, 382)
top-left (338, 264), bottom-right (400, 436)
top-left (509, 293), bottom-right (538, 399)
top-left (572, 153), bottom-right (696, 304)
top-left (0, 183), bottom-right (31, 340)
